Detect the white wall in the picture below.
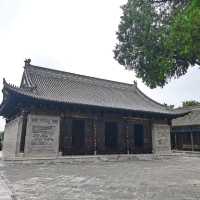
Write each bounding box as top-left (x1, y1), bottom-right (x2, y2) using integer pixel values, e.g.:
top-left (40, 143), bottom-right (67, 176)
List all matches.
top-left (3, 116), bottom-right (23, 159)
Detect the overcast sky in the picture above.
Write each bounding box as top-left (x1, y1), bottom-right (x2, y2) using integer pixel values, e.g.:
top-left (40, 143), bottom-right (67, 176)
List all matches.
top-left (0, 0), bottom-right (199, 131)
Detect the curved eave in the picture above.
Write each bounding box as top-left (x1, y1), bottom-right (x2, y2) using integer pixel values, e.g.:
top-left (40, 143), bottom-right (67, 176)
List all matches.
top-left (1, 88), bottom-right (181, 119)
top-left (136, 87), bottom-right (165, 107)
top-left (0, 101), bottom-right (8, 116)
top-left (0, 79), bottom-right (28, 116)
top-left (0, 79), bottom-right (187, 119)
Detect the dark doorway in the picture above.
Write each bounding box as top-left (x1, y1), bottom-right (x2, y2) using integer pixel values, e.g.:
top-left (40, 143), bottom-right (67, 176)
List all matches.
top-left (176, 132), bottom-right (191, 150)
top-left (172, 130), bottom-right (200, 151)
top-left (134, 124), bottom-right (144, 153)
top-left (171, 132), bottom-right (175, 149)
top-left (72, 119), bottom-right (85, 155)
top-left (193, 132), bottom-right (200, 151)
top-left (20, 115), bottom-right (27, 153)
top-left (105, 122), bottom-right (118, 153)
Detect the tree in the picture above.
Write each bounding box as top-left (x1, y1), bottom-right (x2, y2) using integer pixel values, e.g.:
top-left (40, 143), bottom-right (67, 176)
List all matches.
top-left (182, 100), bottom-right (200, 107)
top-left (114, 0), bottom-right (199, 88)
top-left (163, 103), bottom-right (174, 109)
top-left (0, 131), bottom-right (4, 150)
top-left (166, 0), bottom-right (200, 67)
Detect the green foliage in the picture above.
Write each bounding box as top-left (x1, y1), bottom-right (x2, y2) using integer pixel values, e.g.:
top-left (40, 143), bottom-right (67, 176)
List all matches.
top-left (0, 131), bottom-right (4, 142)
top-left (166, 0), bottom-right (200, 67)
top-left (163, 103), bottom-right (175, 109)
top-left (114, 0), bottom-right (199, 88)
top-left (0, 131), bottom-right (4, 150)
top-left (182, 100), bottom-right (200, 107)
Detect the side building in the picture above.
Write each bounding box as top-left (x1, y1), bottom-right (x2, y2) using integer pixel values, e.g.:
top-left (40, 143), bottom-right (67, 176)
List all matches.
top-left (172, 106), bottom-right (200, 151)
top-left (0, 60), bottom-right (182, 159)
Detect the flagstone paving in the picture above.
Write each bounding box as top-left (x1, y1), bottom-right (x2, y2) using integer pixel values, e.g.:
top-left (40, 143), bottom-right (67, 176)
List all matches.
top-left (0, 156), bottom-right (200, 200)
top-left (0, 175), bottom-right (13, 200)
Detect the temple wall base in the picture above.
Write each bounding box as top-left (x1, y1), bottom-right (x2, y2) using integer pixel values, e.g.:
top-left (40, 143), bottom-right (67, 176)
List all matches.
top-left (2, 113), bottom-right (172, 159)
top-left (152, 123), bottom-right (171, 154)
top-left (2, 116), bottom-right (23, 159)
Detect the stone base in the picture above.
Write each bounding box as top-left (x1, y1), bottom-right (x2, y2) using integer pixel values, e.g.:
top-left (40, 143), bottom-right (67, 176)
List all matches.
top-left (152, 124), bottom-right (171, 154)
top-left (2, 116), bottom-right (23, 159)
top-left (1, 153), bottom-right (181, 165)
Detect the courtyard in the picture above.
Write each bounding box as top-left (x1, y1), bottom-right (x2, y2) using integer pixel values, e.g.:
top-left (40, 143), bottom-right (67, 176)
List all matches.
top-left (0, 155), bottom-right (200, 200)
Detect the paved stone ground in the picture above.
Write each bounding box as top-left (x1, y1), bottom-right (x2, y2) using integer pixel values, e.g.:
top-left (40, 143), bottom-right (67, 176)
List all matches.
top-left (1, 156), bottom-right (200, 200)
top-left (0, 178), bottom-right (13, 200)
top-left (0, 162), bottom-right (13, 200)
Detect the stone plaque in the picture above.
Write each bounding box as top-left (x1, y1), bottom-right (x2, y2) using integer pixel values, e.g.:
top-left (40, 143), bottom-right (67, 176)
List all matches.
top-left (25, 115), bottom-right (60, 157)
top-left (31, 125), bottom-right (56, 146)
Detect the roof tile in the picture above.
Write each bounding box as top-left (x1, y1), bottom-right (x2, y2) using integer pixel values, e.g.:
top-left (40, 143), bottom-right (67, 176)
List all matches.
top-left (2, 64), bottom-right (177, 115)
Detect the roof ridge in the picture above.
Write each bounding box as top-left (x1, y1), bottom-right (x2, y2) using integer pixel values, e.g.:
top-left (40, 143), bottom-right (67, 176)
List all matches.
top-left (175, 105), bottom-right (200, 111)
top-left (25, 64), bottom-right (135, 88)
top-left (24, 67), bottom-right (35, 87)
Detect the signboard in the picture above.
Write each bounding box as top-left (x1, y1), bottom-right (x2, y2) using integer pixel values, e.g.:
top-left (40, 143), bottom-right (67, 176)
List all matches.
top-left (25, 115), bottom-right (60, 157)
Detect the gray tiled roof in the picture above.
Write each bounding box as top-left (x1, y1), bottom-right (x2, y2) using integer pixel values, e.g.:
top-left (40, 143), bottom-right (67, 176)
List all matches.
top-left (172, 106), bottom-right (200, 126)
top-left (3, 64), bottom-right (177, 115)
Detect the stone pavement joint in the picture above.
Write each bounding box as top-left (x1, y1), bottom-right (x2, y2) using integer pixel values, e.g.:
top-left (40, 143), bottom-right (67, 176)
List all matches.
top-left (0, 172), bottom-right (15, 200)
top-left (2, 155), bottom-right (200, 200)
